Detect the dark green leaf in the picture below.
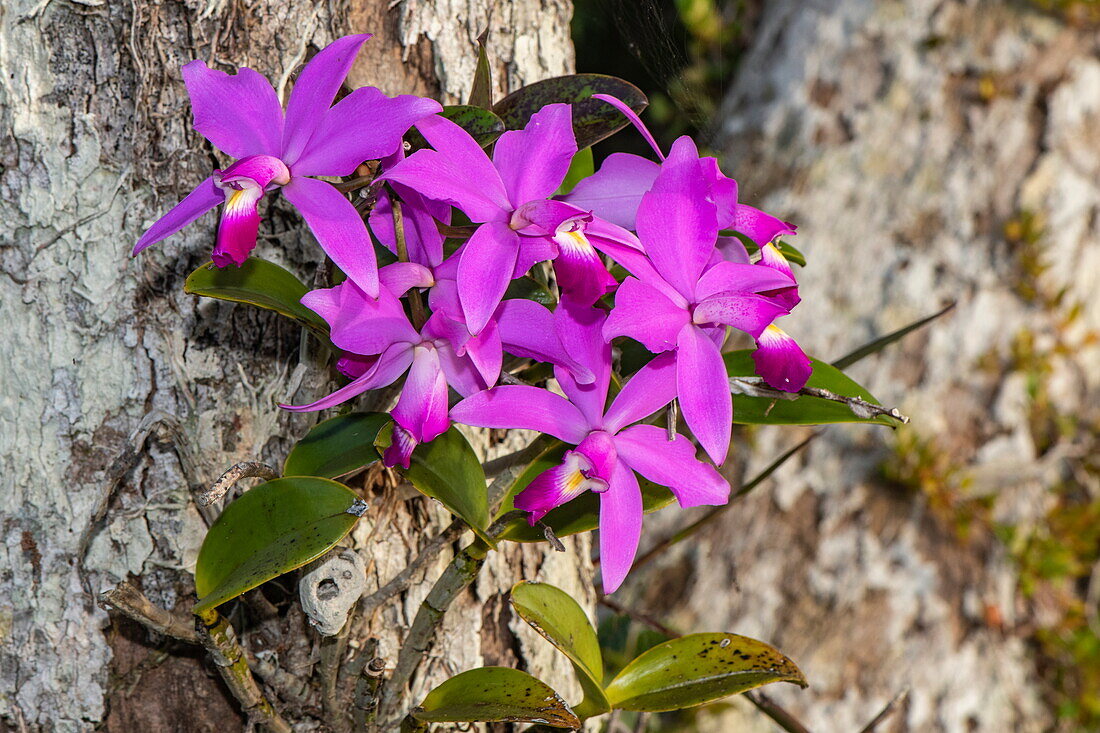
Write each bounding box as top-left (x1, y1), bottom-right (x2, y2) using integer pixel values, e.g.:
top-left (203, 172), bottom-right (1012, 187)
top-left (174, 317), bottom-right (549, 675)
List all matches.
top-left (411, 667), bottom-right (580, 728)
top-left (605, 633), bottom-right (807, 712)
top-left (407, 105), bottom-right (505, 151)
top-left (184, 258), bottom-right (327, 334)
top-left (497, 443), bottom-right (674, 542)
top-left (404, 427), bottom-right (492, 544)
top-left (493, 74), bottom-right (648, 149)
top-left (283, 412), bottom-right (389, 478)
top-left (467, 29), bottom-right (493, 109)
top-left (503, 276), bottom-right (556, 307)
top-left (556, 147), bottom-right (595, 196)
top-left (725, 351), bottom-right (900, 426)
top-left (511, 581), bottom-right (610, 718)
top-left (832, 302), bottom-right (956, 369)
top-left (193, 477), bottom-right (361, 614)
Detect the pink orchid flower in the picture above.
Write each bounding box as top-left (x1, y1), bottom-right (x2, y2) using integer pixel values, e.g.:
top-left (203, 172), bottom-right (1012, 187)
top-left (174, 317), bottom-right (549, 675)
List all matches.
top-left (132, 34), bottom-right (441, 298)
top-left (451, 302), bottom-right (729, 593)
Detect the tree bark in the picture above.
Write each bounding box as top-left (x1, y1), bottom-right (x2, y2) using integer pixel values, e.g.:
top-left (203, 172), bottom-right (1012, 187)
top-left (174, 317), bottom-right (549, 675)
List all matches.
top-left (0, 1), bottom-right (584, 730)
top-left (624, 2), bottom-right (1099, 731)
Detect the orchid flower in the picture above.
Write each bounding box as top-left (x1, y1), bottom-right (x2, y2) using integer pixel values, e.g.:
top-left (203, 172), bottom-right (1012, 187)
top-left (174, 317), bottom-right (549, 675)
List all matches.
top-left (133, 34), bottom-right (441, 298)
top-left (382, 103), bottom-right (645, 333)
top-left (282, 270), bottom-right (592, 467)
top-left (603, 139), bottom-right (811, 465)
top-left (451, 302), bottom-right (729, 593)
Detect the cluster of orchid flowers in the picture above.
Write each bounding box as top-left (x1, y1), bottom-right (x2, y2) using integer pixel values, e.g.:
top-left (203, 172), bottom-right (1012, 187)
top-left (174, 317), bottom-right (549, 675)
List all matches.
top-left (135, 35), bottom-right (812, 591)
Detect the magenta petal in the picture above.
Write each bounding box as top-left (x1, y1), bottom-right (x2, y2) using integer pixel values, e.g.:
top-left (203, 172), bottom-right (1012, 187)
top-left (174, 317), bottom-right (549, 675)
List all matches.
top-left (496, 299), bottom-right (594, 384)
top-left (212, 186), bottom-right (263, 266)
top-left (604, 277), bottom-right (689, 353)
top-left (450, 386), bottom-right (590, 443)
top-left (615, 425), bottom-right (730, 508)
top-left (280, 342), bottom-right (413, 412)
top-left (290, 89), bottom-right (441, 175)
top-left (635, 144), bottom-right (719, 298)
top-left (552, 231), bottom-right (618, 305)
top-left (733, 204), bottom-right (796, 246)
top-left (553, 301), bottom-right (612, 427)
top-left (592, 94), bottom-right (664, 159)
top-left (561, 152), bottom-right (660, 230)
top-left (692, 293), bottom-right (788, 338)
top-left (574, 430), bottom-right (618, 483)
top-left (392, 346), bottom-right (450, 443)
top-left (461, 317), bottom-right (504, 388)
top-left (515, 449), bottom-right (608, 524)
top-left (379, 262), bottom-right (434, 297)
top-left (676, 324), bottom-right (732, 465)
top-left (303, 281), bottom-right (417, 355)
top-left (281, 34), bottom-right (372, 162)
top-left (181, 61), bottom-right (283, 158)
top-left (133, 177), bottom-right (223, 255)
top-left (436, 343), bottom-right (489, 397)
top-left (716, 236), bottom-right (751, 264)
top-left (753, 325), bottom-right (812, 392)
top-left (383, 423), bottom-right (418, 469)
top-left (282, 176), bottom-right (379, 297)
top-left (694, 261), bottom-right (795, 301)
top-left (757, 243), bottom-right (800, 310)
top-left (494, 103), bottom-right (577, 207)
top-left (604, 353), bottom-right (678, 433)
top-left (457, 223), bottom-right (519, 335)
top-left (370, 188), bottom-right (448, 268)
top-left (598, 459), bottom-right (643, 594)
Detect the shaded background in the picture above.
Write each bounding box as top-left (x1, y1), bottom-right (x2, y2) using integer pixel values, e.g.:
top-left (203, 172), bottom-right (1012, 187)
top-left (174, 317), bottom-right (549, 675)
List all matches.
top-left (574, 0), bottom-right (1100, 731)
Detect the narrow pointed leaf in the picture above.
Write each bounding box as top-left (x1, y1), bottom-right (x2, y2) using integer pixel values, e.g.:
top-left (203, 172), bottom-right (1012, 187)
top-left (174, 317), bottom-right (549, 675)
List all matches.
top-left (467, 29), bottom-right (493, 109)
top-left (283, 412), bottom-right (389, 478)
top-left (832, 302), bottom-right (956, 369)
top-left (184, 258), bottom-right (328, 334)
top-left (511, 581), bottom-right (611, 718)
top-left (556, 147), bottom-right (595, 196)
top-left (411, 667), bottom-right (580, 728)
top-left (193, 477), bottom-right (362, 614)
top-left (404, 427), bottom-right (492, 544)
top-left (726, 351), bottom-right (900, 426)
top-left (493, 74), bottom-right (648, 148)
top-left (605, 633), bottom-right (807, 712)
top-left (407, 105), bottom-right (505, 150)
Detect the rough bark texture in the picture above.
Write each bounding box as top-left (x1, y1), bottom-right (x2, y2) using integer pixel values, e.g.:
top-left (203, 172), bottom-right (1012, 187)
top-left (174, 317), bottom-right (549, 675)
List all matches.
top-left (0, 1), bottom-right (583, 730)
top-left (623, 1), bottom-right (1099, 731)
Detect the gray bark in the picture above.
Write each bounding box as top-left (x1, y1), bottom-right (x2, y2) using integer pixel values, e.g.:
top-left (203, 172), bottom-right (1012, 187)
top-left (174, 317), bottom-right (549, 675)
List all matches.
top-left (623, 1), bottom-right (1099, 731)
top-left (0, 1), bottom-right (583, 730)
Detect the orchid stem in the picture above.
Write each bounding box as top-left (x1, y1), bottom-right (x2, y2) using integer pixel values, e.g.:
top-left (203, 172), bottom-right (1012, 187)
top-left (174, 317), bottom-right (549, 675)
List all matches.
top-left (197, 461), bottom-right (279, 507)
top-left (376, 511), bottom-right (525, 727)
top-left (632, 434), bottom-right (818, 570)
top-left (391, 196), bottom-right (427, 329)
top-left (746, 691), bottom-right (814, 733)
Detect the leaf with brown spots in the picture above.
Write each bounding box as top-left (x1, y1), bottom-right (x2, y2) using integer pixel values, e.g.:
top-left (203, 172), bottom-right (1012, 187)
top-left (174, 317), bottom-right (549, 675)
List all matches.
top-left (605, 632), bottom-right (807, 712)
top-left (410, 667), bottom-right (580, 728)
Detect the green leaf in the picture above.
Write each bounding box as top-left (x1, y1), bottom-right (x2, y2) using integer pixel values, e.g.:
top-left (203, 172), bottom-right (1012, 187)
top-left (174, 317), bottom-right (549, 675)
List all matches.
top-left (556, 147), bottom-right (595, 196)
top-left (193, 477), bottom-right (362, 614)
top-left (407, 105), bottom-right (505, 150)
top-left (497, 444), bottom-right (674, 542)
top-left (404, 427), bottom-right (492, 544)
top-left (184, 258), bottom-right (327, 334)
top-left (503, 275), bottom-right (556, 307)
top-left (283, 412), bottom-right (389, 478)
top-left (511, 581), bottom-right (611, 718)
top-left (410, 667), bottom-right (580, 728)
top-left (725, 351), bottom-right (900, 426)
top-left (467, 29), bottom-right (493, 109)
top-left (605, 633), bottom-right (807, 712)
top-left (493, 74), bottom-right (648, 149)
top-left (832, 302), bottom-right (956, 369)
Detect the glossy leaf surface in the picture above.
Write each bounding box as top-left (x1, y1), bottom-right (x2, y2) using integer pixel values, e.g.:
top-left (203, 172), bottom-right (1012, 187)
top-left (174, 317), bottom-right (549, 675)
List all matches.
top-left (283, 412), bottom-right (389, 478)
top-left (605, 633), bottom-right (807, 712)
top-left (194, 477), bottom-right (361, 614)
top-left (410, 667), bottom-right (580, 728)
top-left (511, 582), bottom-right (610, 717)
top-left (408, 105), bottom-right (505, 150)
top-left (494, 74), bottom-right (648, 148)
top-left (404, 427), bottom-right (492, 544)
top-left (726, 351), bottom-right (900, 426)
top-left (185, 258), bottom-right (328, 333)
